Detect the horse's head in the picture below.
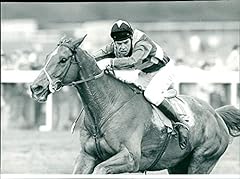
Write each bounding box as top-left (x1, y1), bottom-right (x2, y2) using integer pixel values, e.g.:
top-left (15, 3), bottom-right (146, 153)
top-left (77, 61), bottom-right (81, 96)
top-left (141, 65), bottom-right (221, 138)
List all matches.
top-left (30, 35), bottom-right (89, 102)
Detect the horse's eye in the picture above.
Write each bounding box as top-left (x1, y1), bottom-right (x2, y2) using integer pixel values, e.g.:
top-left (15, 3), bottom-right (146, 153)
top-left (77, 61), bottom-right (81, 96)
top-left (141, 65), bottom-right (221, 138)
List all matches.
top-left (60, 58), bottom-right (67, 63)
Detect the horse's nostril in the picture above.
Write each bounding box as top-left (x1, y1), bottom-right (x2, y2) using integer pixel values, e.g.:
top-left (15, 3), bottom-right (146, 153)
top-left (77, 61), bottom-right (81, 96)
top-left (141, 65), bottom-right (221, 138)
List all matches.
top-left (31, 84), bottom-right (43, 94)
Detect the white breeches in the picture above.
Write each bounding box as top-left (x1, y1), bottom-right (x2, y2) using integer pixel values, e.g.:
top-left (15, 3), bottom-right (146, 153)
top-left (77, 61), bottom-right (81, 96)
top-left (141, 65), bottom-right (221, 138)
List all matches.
top-left (141, 60), bottom-right (175, 105)
top-left (97, 59), bottom-right (175, 106)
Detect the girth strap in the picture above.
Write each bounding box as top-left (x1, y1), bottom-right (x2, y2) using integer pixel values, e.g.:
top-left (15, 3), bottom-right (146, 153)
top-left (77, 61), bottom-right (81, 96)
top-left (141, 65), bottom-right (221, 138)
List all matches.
top-left (146, 130), bottom-right (172, 172)
top-left (93, 134), bottom-right (105, 161)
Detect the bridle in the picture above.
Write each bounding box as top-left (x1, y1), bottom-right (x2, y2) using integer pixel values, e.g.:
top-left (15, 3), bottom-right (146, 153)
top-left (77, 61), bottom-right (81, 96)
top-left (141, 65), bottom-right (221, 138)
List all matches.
top-left (42, 41), bottom-right (104, 93)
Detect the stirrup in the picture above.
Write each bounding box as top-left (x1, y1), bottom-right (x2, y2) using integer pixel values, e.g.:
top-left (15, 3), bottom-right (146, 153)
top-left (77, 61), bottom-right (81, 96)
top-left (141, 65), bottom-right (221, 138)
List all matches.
top-left (174, 122), bottom-right (189, 131)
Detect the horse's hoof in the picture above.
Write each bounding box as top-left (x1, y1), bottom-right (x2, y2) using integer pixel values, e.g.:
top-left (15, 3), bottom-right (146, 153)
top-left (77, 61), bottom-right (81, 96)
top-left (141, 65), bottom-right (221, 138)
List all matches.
top-left (93, 166), bottom-right (110, 174)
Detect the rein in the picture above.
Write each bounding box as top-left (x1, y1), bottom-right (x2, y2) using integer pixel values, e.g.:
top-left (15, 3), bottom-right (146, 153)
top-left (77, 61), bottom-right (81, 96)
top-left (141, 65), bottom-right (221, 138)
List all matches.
top-left (145, 130), bottom-right (172, 173)
top-left (67, 70), bottom-right (104, 87)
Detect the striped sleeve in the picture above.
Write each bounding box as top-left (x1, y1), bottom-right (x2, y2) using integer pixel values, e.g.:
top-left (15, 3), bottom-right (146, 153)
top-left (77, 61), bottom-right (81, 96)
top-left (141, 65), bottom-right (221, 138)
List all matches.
top-left (162, 51), bottom-right (171, 64)
top-left (92, 43), bottom-right (115, 61)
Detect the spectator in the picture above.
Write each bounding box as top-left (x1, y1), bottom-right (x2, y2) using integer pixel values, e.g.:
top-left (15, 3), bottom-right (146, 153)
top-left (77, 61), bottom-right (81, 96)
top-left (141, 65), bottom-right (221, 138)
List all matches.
top-left (225, 45), bottom-right (240, 71)
top-left (1, 49), bottom-right (15, 70)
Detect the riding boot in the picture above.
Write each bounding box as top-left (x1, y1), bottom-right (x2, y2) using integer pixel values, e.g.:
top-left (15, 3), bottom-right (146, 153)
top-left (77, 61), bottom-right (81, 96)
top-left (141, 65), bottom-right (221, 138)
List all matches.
top-left (157, 99), bottom-right (189, 150)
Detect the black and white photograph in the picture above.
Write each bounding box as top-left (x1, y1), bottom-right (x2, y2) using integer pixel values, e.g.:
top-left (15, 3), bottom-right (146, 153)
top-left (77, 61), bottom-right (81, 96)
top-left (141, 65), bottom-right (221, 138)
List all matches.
top-left (1, 1), bottom-right (240, 179)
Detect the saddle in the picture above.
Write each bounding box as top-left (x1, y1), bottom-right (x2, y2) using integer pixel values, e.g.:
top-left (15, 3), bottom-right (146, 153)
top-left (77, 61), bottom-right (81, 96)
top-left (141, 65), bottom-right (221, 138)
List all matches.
top-left (151, 89), bottom-right (193, 134)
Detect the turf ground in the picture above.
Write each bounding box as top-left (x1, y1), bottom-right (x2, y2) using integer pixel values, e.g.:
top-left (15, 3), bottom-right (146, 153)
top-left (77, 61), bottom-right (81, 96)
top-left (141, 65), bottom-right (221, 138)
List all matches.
top-left (1, 129), bottom-right (240, 174)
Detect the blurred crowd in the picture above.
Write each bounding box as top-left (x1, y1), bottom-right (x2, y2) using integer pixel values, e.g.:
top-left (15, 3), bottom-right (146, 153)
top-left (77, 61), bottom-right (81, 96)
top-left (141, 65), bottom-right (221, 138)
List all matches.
top-left (1, 48), bottom-right (43, 70)
top-left (1, 44), bottom-right (239, 72)
top-left (173, 40), bottom-right (239, 72)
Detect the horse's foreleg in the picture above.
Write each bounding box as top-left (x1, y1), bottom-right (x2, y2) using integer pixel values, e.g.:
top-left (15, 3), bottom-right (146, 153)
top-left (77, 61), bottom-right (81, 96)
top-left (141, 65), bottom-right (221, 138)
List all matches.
top-left (72, 151), bottom-right (96, 174)
top-left (93, 145), bottom-right (140, 174)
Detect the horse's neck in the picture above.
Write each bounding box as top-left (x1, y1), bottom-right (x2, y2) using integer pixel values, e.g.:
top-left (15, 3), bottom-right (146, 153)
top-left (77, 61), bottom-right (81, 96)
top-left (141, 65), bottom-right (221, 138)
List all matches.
top-left (75, 49), bottom-right (135, 125)
top-left (77, 74), bottom-right (134, 114)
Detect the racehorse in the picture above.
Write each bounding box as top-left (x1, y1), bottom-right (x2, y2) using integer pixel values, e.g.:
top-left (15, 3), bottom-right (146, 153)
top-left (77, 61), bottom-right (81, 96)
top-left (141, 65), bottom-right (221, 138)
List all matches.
top-left (30, 35), bottom-right (240, 174)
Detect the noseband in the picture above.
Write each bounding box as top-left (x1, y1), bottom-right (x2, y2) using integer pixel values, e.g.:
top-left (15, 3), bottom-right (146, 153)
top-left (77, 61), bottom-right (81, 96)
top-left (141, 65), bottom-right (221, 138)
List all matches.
top-left (42, 41), bottom-right (104, 93)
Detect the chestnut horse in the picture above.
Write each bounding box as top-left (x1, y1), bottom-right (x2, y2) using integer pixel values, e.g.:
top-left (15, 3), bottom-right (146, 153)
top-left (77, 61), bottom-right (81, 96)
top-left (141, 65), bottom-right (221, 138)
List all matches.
top-left (30, 36), bottom-right (240, 174)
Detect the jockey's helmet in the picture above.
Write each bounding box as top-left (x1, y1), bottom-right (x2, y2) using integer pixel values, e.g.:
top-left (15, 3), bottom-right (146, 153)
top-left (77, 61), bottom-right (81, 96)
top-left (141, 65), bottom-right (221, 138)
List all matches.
top-left (110, 20), bottom-right (133, 41)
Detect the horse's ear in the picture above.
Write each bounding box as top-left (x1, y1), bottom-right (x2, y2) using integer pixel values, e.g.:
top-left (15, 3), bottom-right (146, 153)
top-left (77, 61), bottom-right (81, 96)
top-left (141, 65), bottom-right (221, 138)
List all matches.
top-left (73, 34), bottom-right (87, 49)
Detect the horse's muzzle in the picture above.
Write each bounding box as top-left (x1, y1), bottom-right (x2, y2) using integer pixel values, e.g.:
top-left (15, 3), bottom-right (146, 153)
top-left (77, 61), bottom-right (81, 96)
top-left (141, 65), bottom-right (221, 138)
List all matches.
top-left (30, 84), bottom-right (44, 95)
top-left (30, 84), bottom-right (50, 102)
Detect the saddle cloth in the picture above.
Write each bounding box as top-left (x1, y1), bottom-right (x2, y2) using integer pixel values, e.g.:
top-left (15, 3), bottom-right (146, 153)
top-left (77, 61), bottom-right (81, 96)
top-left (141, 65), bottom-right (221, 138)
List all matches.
top-left (151, 104), bottom-right (173, 133)
top-left (151, 95), bottom-right (194, 134)
top-left (166, 96), bottom-right (194, 127)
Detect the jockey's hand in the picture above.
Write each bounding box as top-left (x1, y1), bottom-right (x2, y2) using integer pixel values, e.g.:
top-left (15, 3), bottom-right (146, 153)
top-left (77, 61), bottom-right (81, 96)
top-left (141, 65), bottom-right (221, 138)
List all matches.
top-left (97, 58), bottom-right (112, 70)
top-left (106, 64), bottom-right (113, 71)
top-left (105, 64), bottom-right (116, 76)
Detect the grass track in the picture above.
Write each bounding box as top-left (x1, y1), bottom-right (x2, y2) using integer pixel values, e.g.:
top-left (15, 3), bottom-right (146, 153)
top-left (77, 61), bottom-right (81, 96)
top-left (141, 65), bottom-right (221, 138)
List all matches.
top-left (1, 129), bottom-right (240, 174)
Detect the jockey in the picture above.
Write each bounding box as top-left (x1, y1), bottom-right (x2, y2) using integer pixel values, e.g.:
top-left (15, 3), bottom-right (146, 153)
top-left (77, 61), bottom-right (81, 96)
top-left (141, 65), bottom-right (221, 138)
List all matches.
top-left (93, 19), bottom-right (189, 149)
